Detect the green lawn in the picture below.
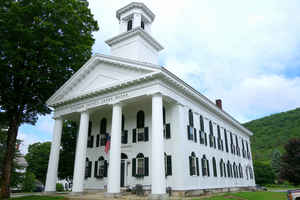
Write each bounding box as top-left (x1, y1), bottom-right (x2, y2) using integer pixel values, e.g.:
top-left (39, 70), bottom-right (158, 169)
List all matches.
top-left (194, 192), bottom-right (286, 200)
top-left (11, 196), bottom-right (66, 200)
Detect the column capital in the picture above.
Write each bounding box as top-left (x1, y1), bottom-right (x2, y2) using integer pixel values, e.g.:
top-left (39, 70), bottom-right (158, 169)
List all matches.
top-left (151, 92), bottom-right (163, 98)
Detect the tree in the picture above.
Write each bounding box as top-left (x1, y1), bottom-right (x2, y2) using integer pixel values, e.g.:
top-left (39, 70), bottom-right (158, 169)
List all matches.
top-left (271, 149), bottom-right (281, 179)
top-left (280, 138), bottom-right (300, 185)
top-left (58, 121), bottom-right (77, 181)
top-left (0, 0), bottom-right (98, 198)
top-left (25, 142), bottom-right (51, 184)
top-left (22, 172), bottom-right (36, 192)
top-left (254, 161), bottom-right (275, 185)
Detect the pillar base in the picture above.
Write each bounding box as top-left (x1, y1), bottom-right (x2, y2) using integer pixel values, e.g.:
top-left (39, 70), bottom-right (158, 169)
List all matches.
top-left (104, 192), bottom-right (121, 198)
top-left (148, 193), bottom-right (169, 200)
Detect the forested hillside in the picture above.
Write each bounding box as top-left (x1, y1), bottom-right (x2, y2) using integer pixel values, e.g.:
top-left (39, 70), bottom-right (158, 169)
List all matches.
top-left (244, 108), bottom-right (300, 163)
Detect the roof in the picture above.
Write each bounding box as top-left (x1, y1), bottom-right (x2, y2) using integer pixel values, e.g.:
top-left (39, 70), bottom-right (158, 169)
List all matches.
top-left (46, 53), bottom-right (253, 136)
top-left (116, 2), bottom-right (155, 21)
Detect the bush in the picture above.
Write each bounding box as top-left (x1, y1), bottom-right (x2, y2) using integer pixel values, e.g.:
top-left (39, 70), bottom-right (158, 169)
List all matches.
top-left (56, 183), bottom-right (64, 192)
top-left (254, 161), bottom-right (275, 185)
top-left (22, 172), bottom-right (36, 192)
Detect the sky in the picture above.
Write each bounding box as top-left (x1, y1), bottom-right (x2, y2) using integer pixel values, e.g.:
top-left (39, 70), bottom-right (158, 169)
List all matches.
top-left (18, 0), bottom-right (300, 154)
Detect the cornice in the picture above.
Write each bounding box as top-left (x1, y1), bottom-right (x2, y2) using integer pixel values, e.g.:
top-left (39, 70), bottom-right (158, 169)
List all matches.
top-left (105, 28), bottom-right (164, 51)
top-left (116, 2), bottom-right (155, 21)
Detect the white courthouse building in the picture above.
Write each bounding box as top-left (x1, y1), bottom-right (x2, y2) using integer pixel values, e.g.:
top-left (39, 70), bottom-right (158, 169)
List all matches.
top-left (45, 2), bottom-right (255, 198)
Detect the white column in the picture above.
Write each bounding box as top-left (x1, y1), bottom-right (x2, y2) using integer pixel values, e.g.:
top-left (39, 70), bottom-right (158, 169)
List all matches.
top-left (72, 111), bottom-right (89, 193)
top-left (107, 103), bottom-right (122, 194)
top-left (45, 118), bottom-right (63, 192)
top-left (151, 93), bottom-right (166, 195)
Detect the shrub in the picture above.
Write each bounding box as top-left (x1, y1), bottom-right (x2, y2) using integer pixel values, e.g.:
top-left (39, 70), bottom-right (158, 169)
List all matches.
top-left (56, 183), bottom-right (64, 192)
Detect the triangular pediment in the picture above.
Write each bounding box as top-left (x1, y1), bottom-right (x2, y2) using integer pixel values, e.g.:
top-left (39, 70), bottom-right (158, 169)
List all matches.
top-left (47, 54), bottom-right (159, 106)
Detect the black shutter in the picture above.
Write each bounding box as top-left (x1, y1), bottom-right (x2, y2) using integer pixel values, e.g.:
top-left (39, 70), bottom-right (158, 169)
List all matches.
top-left (187, 126), bottom-right (190, 140)
top-left (104, 160), bottom-right (108, 177)
top-left (165, 124), bottom-right (171, 139)
top-left (124, 130), bottom-right (128, 144)
top-left (213, 136), bottom-right (216, 148)
top-left (96, 134), bottom-right (100, 147)
top-left (166, 155), bottom-right (172, 176)
top-left (88, 161), bottom-right (92, 177)
top-left (205, 133), bottom-right (207, 146)
top-left (132, 158), bottom-right (136, 177)
top-left (91, 136), bottom-right (94, 148)
top-left (196, 158), bottom-right (199, 176)
top-left (144, 127), bottom-right (149, 141)
top-left (144, 157), bottom-right (149, 176)
top-left (189, 156), bottom-right (192, 176)
top-left (94, 161), bottom-right (98, 178)
top-left (132, 129), bottom-right (136, 143)
top-left (194, 128), bottom-right (197, 143)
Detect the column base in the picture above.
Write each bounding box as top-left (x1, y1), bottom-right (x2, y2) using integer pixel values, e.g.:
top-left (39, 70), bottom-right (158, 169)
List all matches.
top-left (148, 193), bottom-right (169, 200)
top-left (104, 192), bottom-right (121, 198)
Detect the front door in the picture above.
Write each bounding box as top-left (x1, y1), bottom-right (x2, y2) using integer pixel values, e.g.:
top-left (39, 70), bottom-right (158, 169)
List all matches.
top-left (120, 160), bottom-right (125, 187)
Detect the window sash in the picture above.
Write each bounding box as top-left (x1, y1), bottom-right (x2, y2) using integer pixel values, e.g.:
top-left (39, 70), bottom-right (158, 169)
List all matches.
top-left (137, 158), bottom-right (144, 175)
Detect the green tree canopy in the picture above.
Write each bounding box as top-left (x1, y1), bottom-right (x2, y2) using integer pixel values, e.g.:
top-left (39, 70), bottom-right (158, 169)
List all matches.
top-left (0, 0), bottom-right (98, 198)
top-left (280, 138), bottom-right (300, 185)
top-left (25, 142), bottom-right (51, 184)
top-left (271, 149), bottom-right (281, 179)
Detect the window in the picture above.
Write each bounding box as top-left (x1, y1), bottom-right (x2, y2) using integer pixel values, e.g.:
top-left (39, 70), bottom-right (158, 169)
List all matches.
top-left (224, 129), bottom-right (229, 152)
top-left (85, 158), bottom-right (92, 179)
top-left (201, 155), bottom-right (210, 176)
top-left (242, 139), bottom-right (246, 158)
top-left (220, 159), bottom-right (226, 177)
top-left (121, 115), bottom-right (128, 144)
top-left (189, 152), bottom-right (199, 176)
top-left (246, 141), bottom-right (251, 159)
top-left (87, 121), bottom-right (94, 148)
top-left (132, 153), bottom-right (149, 177)
top-left (233, 162), bottom-right (237, 178)
top-left (212, 157), bottom-right (217, 177)
top-left (249, 166), bottom-right (254, 179)
top-left (209, 121), bottom-right (216, 148)
top-left (164, 153), bottom-right (172, 176)
top-left (127, 19), bottom-right (132, 31)
top-left (163, 107), bottom-right (171, 139)
top-left (217, 125), bottom-right (223, 151)
top-left (239, 163), bottom-right (243, 178)
top-left (230, 132), bottom-right (235, 154)
top-left (227, 161), bottom-right (232, 178)
top-left (236, 135), bottom-right (240, 156)
top-left (100, 118), bottom-right (107, 146)
top-left (133, 111), bottom-right (149, 143)
top-left (187, 109), bottom-right (196, 142)
top-left (94, 157), bottom-right (107, 178)
top-left (141, 21), bottom-right (145, 29)
top-left (199, 115), bottom-right (206, 145)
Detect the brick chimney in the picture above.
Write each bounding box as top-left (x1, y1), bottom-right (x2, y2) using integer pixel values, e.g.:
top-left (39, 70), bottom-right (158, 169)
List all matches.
top-left (216, 99), bottom-right (222, 109)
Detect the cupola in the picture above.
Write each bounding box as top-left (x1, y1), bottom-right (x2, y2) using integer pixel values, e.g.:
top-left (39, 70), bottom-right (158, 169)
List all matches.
top-left (105, 2), bottom-right (163, 64)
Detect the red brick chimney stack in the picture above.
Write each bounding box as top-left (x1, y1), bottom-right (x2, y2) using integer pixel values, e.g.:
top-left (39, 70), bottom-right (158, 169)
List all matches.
top-left (216, 99), bottom-right (222, 109)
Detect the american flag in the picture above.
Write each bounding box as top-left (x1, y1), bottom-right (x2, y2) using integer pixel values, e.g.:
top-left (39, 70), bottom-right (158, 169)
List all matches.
top-left (105, 135), bottom-right (110, 154)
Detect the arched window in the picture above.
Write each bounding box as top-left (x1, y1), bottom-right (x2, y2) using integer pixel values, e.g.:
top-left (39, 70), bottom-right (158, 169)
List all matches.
top-left (137, 110), bottom-right (145, 129)
top-left (95, 156), bottom-right (107, 178)
top-left (212, 157), bottom-right (217, 177)
top-left (220, 159), bottom-right (224, 177)
top-left (189, 152), bottom-right (199, 176)
top-left (233, 162), bottom-right (237, 178)
top-left (239, 163), bottom-right (243, 178)
top-left (227, 161), bottom-right (231, 178)
top-left (188, 109), bottom-right (194, 126)
top-left (85, 158), bottom-right (92, 179)
top-left (132, 153), bottom-right (149, 177)
top-left (201, 155), bottom-right (210, 176)
top-left (199, 115), bottom-right (206, 145)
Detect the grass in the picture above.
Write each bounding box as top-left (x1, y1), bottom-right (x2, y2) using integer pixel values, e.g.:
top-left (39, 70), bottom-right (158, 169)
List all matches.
top-left (11, 196), bottom-right (66, 200)
top-left (194, 191), bottom-right (286, 200)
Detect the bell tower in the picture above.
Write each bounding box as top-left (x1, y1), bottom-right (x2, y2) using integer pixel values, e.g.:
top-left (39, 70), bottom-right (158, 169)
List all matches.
top-left (105, 2), bottom-right (163, 64)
